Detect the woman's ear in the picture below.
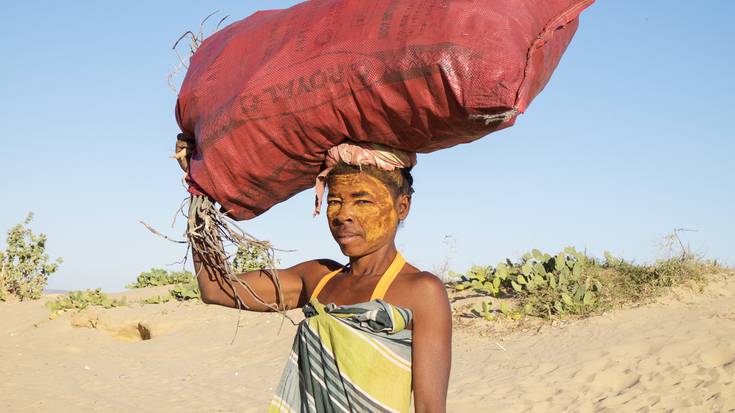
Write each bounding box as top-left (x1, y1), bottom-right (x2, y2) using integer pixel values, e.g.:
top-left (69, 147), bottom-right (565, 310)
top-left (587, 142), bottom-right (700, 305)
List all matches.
top-left (397, 194), bottom-right (411, 221)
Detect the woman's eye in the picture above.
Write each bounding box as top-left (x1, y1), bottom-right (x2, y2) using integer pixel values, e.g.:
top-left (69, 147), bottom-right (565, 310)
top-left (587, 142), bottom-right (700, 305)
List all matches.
top-left (327, 200), bottom-right (341, 206)
top-left (355, 199), bottom-right (372, 205)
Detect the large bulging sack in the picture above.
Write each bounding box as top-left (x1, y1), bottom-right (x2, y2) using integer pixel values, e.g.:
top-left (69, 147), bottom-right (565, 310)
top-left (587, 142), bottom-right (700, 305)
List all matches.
top-left (176, 0), bottom-right (594, 220)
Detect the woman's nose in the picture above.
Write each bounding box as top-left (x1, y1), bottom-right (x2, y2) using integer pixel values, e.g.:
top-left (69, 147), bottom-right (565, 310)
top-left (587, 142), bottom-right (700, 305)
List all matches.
top-left (332, 204), bottom-right (354, 224)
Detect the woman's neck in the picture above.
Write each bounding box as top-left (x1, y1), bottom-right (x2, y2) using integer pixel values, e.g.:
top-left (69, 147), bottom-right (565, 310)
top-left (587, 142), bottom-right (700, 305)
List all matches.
top-left (347, 244), bottom-right (398, 277)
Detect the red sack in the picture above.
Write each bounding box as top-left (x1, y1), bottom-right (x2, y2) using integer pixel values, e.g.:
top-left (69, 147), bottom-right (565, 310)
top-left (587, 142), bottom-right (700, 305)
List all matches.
top-left (176, 0), bottom-right (594, 220)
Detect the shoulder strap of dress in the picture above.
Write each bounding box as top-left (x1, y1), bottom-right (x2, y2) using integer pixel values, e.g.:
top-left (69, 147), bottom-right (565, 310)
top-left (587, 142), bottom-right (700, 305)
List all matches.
top-left (370, 252), bottom-right (406, 301)
top-left (310, 267), bottom-right (344, 301)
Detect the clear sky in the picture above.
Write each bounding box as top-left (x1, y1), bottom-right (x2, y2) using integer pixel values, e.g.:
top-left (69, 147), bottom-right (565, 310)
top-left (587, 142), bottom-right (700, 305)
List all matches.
top-left (2, 1), bottom-right (733, 292)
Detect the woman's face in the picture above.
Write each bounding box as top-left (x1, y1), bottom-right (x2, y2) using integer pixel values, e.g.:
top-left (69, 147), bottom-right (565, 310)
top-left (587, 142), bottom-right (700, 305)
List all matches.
top-left (326, 172), bottom-right (409, 257)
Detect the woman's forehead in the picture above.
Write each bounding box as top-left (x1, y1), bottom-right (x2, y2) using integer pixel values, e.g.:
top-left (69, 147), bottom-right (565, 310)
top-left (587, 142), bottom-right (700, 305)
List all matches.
top-left (327, 173), bottom-right (391, 197)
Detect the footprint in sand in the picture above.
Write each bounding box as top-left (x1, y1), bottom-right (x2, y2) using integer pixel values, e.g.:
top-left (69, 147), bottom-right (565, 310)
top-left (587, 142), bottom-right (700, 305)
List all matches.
top-left (590, 368), bottom-right (641, 394)
top-left (699, 344), bottom-right (735, 369)
top-left (656, 339), bottom-right (702, 360)
top-left (573, 357), bottom-right (616, 383)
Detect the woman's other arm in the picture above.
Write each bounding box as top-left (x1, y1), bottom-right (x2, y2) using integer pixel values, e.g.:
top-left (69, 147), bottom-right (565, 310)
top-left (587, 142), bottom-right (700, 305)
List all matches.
top-left (411, 274), bottom-right (452, 413)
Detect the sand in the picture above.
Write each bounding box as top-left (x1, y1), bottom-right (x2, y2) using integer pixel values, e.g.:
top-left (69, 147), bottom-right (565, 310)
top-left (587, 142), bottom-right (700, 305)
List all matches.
top-left (1, 273), bottom-right (734, 413)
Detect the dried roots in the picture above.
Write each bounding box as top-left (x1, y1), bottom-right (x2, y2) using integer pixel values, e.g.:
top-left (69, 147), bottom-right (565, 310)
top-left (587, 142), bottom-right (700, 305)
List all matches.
top-left (186, 195), bottom-right (285, 313)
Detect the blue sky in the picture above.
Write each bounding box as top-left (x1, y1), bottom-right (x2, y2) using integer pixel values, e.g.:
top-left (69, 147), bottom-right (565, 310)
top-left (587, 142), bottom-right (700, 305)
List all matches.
top-left (2, 1), bottom-right (733, 291)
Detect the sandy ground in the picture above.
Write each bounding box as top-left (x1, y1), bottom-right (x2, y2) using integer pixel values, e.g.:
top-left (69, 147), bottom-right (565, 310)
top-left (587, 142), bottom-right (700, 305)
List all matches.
top-left (1, 272), bottom-right (734, 413)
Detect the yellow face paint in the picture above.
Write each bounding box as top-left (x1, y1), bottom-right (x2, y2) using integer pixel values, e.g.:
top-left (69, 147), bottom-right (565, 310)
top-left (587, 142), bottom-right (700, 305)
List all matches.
top-left (326, 173), bottom-right (399, 256)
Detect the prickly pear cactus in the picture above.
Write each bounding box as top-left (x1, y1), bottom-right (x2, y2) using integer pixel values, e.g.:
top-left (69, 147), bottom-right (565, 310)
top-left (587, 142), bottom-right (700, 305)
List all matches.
top-left (454, 247), bottom-right (604, 319)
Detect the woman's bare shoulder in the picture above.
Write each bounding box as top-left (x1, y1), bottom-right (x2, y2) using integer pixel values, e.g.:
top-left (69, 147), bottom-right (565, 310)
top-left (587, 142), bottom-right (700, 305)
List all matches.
top-left (403, 270), bottom-right (447, 294)
top-left (290, 258), bottom-right (344, 283)
top-left (391, 265), bottom-right (449, 309)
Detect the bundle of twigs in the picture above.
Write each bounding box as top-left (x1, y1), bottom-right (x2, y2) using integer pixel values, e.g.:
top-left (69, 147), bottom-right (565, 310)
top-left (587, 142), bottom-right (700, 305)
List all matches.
top-left (186, 195), bottom-right (285, 313)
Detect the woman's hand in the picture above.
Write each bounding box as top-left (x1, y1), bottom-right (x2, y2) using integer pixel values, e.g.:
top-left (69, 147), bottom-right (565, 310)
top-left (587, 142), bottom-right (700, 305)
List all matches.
top-left (174, 133), bottom-right (194, 173)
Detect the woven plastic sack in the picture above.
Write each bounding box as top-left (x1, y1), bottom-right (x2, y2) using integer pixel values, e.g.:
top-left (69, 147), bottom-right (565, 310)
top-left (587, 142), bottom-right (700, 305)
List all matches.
top-left (176, 0), bottom-right (594, 220)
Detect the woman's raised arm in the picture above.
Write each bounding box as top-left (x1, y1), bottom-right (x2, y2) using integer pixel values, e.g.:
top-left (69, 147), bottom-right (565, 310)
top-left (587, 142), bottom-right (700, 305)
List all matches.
top-left (192, 240), bottom-right (340, 312)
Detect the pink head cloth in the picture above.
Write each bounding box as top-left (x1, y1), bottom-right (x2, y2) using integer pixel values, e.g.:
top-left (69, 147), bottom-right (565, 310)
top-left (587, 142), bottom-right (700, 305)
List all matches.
top-left (313, 142), bottom-right (417, 216)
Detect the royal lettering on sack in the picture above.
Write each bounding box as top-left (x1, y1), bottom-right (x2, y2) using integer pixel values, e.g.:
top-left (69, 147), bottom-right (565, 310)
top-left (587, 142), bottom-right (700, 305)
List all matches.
top-left (238, 94), bottom-right (262, 114)
top-left (239, 62), bottom-right (373, 114)
top-left (231, 44), bottom-right (480, 122)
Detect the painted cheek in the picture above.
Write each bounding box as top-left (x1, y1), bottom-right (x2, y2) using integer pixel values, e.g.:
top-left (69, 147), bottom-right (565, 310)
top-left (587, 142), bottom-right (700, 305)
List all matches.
top-left (363, 208), bottom-right (397, 243)
top-left (360, 184), bottom-right (398, 244)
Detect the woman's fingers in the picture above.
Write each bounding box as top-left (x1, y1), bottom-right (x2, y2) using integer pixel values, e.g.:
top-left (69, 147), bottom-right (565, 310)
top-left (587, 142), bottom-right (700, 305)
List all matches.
top-left (174, 134), bottom-right (195, 172)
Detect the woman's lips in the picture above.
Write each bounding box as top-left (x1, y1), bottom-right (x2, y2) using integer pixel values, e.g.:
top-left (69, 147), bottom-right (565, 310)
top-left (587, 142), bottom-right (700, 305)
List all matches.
top-left (335, 233), bottom-right (360, 243)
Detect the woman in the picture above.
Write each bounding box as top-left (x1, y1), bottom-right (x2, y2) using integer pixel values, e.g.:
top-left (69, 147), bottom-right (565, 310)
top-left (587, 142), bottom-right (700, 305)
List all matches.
top-left (179, 141), bottom-right (452, 412)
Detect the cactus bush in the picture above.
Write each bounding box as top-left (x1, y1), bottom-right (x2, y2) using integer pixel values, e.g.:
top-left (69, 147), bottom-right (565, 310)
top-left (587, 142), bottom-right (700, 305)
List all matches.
top-left (455, 247), bottom-right (605, 319)
top-left (454, 246), bottom-right (712, 322)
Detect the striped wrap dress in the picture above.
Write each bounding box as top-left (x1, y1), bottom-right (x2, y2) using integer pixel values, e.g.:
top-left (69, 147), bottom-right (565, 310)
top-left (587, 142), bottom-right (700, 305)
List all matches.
top-left (269, 253), bottom-right (413, 413)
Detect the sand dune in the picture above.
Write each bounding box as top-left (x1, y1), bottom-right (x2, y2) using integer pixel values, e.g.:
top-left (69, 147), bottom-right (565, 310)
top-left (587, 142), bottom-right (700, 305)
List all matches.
top-left (1, 274), bottom-right (734, 412)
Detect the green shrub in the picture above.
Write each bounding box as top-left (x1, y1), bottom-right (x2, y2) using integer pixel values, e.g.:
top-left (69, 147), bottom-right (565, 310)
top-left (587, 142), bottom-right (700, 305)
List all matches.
top-left (231, 244), bottom-right (275, 273)
top-left (169, 278), bottom-right (200, 301)
top-left (46, 288), bottom-right (126, 317)
top-left (127, 268), bottom-right (194, 288)
top-left (0, 213), bottom-right (62, 301)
